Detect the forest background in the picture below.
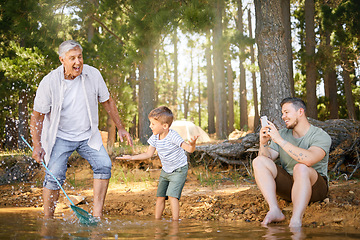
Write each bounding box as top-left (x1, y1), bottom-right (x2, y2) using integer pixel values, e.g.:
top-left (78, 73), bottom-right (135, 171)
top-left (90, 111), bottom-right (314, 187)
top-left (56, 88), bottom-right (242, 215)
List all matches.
top-left (0, 0), bottom-right (359, 152)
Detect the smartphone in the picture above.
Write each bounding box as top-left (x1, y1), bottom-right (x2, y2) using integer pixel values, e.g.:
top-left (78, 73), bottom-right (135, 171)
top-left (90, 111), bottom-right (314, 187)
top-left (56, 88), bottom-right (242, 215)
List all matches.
top-left (260, 116), bottom-right (269, 127)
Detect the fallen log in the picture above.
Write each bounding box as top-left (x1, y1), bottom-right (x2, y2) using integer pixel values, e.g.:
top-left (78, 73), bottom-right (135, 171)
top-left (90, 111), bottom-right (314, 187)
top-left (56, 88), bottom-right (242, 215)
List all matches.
top-left (192, 118), bottom-right (360, 178)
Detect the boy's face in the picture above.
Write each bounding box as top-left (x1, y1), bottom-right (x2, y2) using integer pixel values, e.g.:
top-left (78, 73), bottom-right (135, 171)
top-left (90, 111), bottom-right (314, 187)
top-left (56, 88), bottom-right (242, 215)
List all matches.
top-left (149, 117), bottom-right (169, 135)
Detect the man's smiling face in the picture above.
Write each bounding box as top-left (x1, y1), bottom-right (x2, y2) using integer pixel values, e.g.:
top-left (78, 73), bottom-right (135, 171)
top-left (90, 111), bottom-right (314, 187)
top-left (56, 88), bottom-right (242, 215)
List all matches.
top-left (59, 46), bottom-right (83, 79)
top-left (281, 102), bottom-right (300, 129)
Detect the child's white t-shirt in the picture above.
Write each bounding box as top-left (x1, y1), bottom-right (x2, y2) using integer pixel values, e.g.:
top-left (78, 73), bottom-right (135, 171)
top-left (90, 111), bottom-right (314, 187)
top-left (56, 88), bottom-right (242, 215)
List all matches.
top-left (148, 129), bottom-right (188, 173)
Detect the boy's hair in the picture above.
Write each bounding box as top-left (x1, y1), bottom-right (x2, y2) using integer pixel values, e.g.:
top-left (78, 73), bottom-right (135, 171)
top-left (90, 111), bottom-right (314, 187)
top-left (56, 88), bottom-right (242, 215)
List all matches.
top-left (148, 106), bottom-right (174, 126)
top-left (280, 97), bottom-right (307, 114)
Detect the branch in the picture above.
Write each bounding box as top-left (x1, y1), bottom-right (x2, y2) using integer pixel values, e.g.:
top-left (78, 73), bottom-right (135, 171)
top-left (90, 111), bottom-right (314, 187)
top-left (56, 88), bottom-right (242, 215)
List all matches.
top-left (90, 15), bottom-right (124, 45)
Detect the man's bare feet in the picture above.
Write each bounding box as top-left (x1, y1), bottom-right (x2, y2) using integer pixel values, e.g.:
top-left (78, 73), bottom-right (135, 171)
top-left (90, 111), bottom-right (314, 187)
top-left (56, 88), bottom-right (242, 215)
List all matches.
top-left (261, 209), bottom-right (285, 225)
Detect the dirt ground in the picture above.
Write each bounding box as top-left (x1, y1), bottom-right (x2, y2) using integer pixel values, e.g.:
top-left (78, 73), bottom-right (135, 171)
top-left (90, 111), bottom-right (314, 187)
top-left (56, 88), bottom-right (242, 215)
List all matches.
top-left (0, 157), bottom-right (359, 229)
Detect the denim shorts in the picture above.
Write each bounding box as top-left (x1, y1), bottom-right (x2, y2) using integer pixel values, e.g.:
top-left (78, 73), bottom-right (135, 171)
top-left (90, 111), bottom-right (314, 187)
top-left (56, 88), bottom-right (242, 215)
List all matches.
top-left (156, 164), bottom-right (188, 200)
top-left (43, 137), bottom-right (112, 190)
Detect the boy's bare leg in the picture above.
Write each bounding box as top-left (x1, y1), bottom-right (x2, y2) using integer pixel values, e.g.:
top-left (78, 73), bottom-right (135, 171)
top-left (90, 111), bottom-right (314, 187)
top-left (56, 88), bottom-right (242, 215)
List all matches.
top-left (93, 179), bottom-right (109, 218)
top-left (43, 188), bottom-right (60, 218)
top-left (290, 164), bottom-right (318, 228)
top-left (252, 156), bottom-right (285, 225)
top-left (168, 196), bottom-right (180, 221)
top-left (155, 197), bottom-right (166, 219)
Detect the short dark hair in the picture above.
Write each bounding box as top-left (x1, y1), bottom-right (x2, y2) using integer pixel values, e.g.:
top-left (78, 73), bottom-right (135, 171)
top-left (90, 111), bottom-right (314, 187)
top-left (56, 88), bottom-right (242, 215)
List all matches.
top-left (280, 97), bottom-right (307, 113)
top-left (148, 106), bottom-right (174, 126)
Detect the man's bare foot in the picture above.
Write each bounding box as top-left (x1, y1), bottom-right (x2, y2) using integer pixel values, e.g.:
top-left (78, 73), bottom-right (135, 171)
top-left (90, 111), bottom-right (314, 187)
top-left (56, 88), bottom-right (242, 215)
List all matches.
top-left (261, 209), bottom-right (285, 225)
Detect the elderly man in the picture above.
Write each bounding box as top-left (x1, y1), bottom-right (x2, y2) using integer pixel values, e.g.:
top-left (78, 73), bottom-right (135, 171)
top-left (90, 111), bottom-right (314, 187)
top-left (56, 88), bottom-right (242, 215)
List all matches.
top-left (30, 40), bottom-right (133, 218)
top-left (253, 97), bottom-right (331, 228)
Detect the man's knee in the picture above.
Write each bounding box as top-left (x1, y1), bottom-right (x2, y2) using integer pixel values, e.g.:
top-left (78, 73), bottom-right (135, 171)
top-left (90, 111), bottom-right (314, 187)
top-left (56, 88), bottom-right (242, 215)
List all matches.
top-left (293, 163), bottom-right (319, 184)
top-left (252, 155), bottom-right (270, 170)
top-left (292, 163), bottom-right (311, 178)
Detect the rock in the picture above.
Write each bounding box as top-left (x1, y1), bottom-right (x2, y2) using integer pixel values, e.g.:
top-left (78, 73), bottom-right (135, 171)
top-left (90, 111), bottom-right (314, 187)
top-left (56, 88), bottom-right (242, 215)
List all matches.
top-left (63, 195), bottom-right (85, 205)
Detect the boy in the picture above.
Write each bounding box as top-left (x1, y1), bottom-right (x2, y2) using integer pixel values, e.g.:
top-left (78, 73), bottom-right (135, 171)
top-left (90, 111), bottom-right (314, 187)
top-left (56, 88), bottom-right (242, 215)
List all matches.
top-left (117, 106), bottom-right (199, 220)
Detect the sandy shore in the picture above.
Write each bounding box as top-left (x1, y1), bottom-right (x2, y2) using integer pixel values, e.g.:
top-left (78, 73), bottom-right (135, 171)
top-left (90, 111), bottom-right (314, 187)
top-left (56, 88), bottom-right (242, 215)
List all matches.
top-left (0, 159), bottom-right (359, 229)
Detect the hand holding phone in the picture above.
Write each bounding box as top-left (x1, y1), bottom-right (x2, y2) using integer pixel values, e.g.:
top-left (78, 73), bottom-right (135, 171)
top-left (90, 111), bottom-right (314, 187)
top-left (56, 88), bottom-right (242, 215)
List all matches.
top-left (260, 116), bottom-right (269, 127)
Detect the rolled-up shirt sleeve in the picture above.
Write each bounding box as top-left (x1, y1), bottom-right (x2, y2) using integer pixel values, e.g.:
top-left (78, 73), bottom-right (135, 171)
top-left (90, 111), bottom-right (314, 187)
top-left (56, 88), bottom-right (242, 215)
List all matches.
top-left (33, 78), bottom-right (51, 114)
top-left (95, 69), bottom-right (110, 103)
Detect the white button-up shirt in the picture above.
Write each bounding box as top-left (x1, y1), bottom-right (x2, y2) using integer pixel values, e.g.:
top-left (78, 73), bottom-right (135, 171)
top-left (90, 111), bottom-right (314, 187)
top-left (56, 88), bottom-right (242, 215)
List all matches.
top-left (34, 64), bottom-right (110, 164)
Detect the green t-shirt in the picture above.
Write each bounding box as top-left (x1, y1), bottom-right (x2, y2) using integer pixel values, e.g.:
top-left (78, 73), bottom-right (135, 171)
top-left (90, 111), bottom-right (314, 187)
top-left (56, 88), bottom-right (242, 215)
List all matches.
top-left (269, 125), bottom-right (332, 178)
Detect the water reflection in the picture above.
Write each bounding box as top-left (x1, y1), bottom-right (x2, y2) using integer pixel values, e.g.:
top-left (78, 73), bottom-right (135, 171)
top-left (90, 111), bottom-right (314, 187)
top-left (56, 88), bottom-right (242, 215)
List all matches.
top-left (262, 226), bottom-right (306, 240)
top-left (154, 220), bottom-right (179, 240)
top-left (1, 209), bottom-right (360, 239)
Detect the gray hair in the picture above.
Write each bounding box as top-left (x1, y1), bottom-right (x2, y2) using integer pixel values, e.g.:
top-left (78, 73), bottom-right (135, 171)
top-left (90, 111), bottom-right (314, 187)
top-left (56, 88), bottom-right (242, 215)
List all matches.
top-left (58, 40), bottom-right (83, 57)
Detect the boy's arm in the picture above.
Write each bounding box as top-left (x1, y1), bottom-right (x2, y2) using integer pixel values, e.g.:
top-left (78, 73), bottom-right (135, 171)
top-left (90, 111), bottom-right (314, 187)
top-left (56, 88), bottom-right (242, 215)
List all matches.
top-left (181, 135), bottom-right (199, 153)
top-left (116, 145), bottom-right (156, 160)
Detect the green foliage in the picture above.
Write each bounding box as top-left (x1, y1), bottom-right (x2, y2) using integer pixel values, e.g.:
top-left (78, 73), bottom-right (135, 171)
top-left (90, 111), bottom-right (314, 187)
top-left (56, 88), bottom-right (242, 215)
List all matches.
top-left (0, 41), bottom-right (45, 86)
top-left (0, 41), bottom-right (46, 145)
top-left (181, 0), bottom-right (215, 32)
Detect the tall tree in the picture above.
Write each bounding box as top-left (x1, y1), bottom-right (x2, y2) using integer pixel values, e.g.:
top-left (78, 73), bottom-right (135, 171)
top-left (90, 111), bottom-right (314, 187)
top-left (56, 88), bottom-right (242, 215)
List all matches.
top-left (281, 0), bottom-right (294, 96)
top-left (205, 28), bottom-right (216, 134)
top-left (227, 59), bottom-right (235, 133)
top-left (305, 0), bottom-right (318, 119)
top-left (320, 3), bottom-right (339, 119)
top-left (340, 47), bottom-right (357, 120)
top-left (248, 9), bottom-right (259, 128)
top-left (128, 0), bottom-right (182, 144)
top-left (255, 0), bottom-right (292, 126)
top-left (237, 0), bottom-right (248, 130)
top-left (138, 47), bottom-right (156, 144)
top-left (213, 0), bottom-right (228, 138)
top-left (172, 28), bottom-right (179, 116)
top-left (198, 56), bottom-right (202, 127)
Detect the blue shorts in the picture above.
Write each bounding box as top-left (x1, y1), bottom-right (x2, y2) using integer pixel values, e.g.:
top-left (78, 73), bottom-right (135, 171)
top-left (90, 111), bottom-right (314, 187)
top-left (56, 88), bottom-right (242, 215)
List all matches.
top-left (43, 137), bottom-right (112, 190)
top-left (156, 165), bottom-right (188, 200)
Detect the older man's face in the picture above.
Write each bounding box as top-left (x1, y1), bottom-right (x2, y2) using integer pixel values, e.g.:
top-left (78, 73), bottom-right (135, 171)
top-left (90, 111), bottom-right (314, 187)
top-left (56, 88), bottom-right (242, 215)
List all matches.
top-left (59, 46), bottom-right (83, 80)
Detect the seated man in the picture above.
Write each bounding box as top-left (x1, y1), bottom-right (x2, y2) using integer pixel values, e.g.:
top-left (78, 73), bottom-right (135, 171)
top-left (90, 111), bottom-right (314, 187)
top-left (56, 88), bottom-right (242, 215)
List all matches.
top-left (253, 97), bottom-right (331, 227)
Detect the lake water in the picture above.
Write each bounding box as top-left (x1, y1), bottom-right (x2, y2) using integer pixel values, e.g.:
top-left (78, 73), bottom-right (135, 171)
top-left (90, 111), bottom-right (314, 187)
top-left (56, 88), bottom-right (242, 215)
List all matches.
top-left (0, 208), bottom-right (359, 239)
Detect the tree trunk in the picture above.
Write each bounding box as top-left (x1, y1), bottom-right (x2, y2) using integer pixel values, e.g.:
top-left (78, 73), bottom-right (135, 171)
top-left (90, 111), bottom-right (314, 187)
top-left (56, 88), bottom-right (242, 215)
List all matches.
top-left (281, 0), bottom-right (294, 96)
top-left (305, 0), bottom-right (318, 119)
top-left (340, 48), bottom-right (357, 120)
top-left (184, 85), bottom-right (189, 120)
top-left (198, 57), bottom-right (201, 127)
top-left (138, 46), bottom-right (155, 144)
top-left (154, 47), bottom-right (160, 106)
top-left (18, 89), bottom-right (28, 149)
top-left (172, 28), bottom-right (179, 117)
top-left (129, 65), bottom-right (137, 137)
top-left (227, 60), bottom-right (235, 133)
top-left (255, 0), bottom-right (292, 127)
top-left (248, 9), bottom-right (260, 129)
top-left (206, 28), bottom-right (216, 134)
top-left (213, 0), bottom-right (227, 139)
top-left (161, 43), bottom-right (172, 104)
top-left (323, 30), bottom-right (339, 119)
top-left (87, 0), bottom-right (98, 42)
top-left (237, 0), bottom-right (248, 130)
